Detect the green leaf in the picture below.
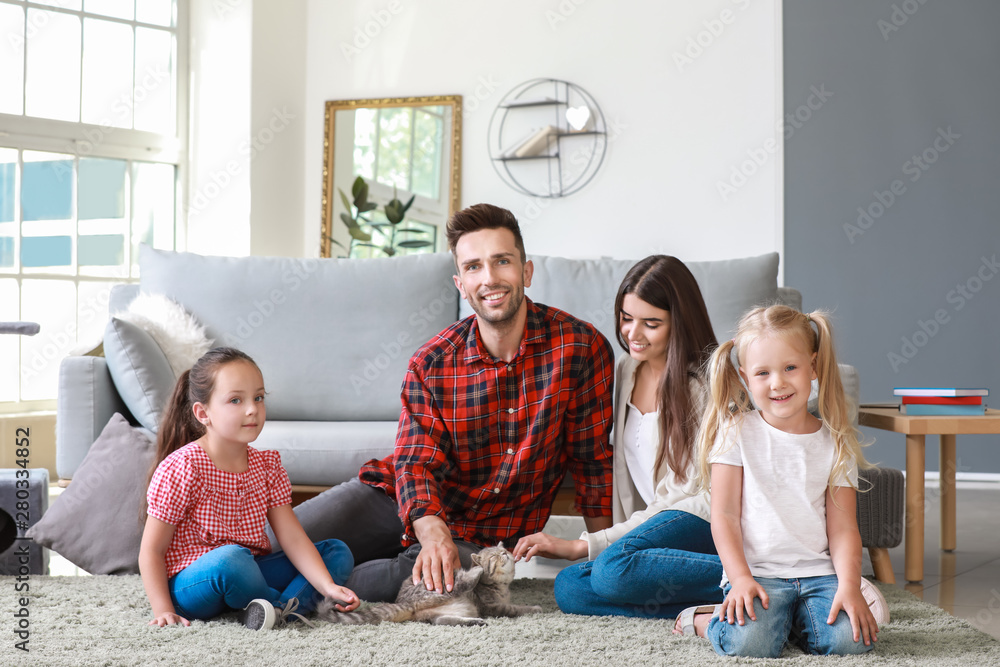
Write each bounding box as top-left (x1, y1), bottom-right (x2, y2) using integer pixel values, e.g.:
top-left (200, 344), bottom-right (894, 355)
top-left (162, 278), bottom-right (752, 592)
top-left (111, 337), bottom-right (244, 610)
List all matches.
top-left (397, 240), bottom-right (432, 249)
top-left (358, 202), bottom-right (378, 213)
top-left (395, 228), bottom-right (427, 235)
top-left (385, 200), bottom-right (404, 224)
top-left (347, 223), bottom-right (372, 241)
top-left (401, 194), bottom-right (416, 214)
top-left (351, 175), bottom-right (367, 200)
top-left (338, 189), bottom-right (354, 217)
top-left (355, 181), bottom-right (370, 208)
top-left (339, 212), bottom-right (356, 228)
top-left (382, 246), bottom-right (396, 257)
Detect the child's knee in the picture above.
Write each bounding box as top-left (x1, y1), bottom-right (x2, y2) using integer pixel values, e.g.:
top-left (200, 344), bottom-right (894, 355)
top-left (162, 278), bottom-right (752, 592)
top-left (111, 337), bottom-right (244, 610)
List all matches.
top-left (812, 619), bottom-right (874, 656)
top-left (708, 601), bottom-right (789, 659)
top-left (709, 618), bottom-right (785, 659)
top-left (315, 539), bottom-right (354, 582)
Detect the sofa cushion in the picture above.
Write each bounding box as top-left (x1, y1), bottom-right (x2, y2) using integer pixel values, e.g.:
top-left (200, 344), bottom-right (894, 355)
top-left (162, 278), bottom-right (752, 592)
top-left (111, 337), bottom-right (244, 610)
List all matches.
top-left (139, 246), bottom-right (459, 422)
top-left (28, 413), bottom-right (155, 575)
top-left (461, 253), bottom-right (781, 350)
top-left (103, 317), bottom-right (176, 432)
top-left (252, 421), bottom-right (398, 486)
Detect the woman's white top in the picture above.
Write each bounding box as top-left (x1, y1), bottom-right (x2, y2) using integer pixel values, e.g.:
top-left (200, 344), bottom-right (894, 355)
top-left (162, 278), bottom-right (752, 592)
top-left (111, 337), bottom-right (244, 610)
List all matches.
top-left (583, 354), bottom-right (711, 560)
top-left (708, 410), bottom-right (858, 583)
top-left (622, 402), bottom-right (659, 505)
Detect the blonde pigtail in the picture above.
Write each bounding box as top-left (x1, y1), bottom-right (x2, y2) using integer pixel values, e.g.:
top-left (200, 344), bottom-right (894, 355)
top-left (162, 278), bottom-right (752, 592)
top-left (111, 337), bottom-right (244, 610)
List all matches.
top-left (695, 338), bottom-right (750, 491)
top-left (808, 311), bottom-right (873, 494)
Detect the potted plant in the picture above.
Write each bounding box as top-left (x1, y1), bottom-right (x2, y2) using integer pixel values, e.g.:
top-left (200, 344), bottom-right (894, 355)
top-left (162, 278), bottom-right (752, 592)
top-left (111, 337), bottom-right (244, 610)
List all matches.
top-left (338, 176), bottom-right (434, 257)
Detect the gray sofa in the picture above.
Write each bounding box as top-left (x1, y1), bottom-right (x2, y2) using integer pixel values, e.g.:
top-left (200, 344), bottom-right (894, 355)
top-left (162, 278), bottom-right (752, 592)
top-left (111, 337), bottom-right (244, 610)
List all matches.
top-left (56, 247), bottom-right (858, 487)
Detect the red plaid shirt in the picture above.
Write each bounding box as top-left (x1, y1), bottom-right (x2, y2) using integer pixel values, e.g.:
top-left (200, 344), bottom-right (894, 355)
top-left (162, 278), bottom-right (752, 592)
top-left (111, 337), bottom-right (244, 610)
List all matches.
top-left (147, 444), bottom-right (292, 577)
top-left (360, 298), bottom-right (614, 548)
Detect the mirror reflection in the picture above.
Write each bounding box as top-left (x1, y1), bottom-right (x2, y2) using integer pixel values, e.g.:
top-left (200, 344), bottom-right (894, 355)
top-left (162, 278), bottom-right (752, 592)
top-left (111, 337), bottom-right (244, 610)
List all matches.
top-left (321, 96), bottom-right (462, 258)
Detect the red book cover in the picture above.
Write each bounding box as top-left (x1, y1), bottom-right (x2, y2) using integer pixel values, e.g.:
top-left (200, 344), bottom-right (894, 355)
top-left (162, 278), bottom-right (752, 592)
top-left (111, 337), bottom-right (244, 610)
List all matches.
top-left (901, 396), bottom-right (983, 405)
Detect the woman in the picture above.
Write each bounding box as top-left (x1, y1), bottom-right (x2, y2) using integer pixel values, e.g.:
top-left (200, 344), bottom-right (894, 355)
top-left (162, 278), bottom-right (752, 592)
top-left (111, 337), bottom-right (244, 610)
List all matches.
top-left (513, 255), bottom-right (723, 621)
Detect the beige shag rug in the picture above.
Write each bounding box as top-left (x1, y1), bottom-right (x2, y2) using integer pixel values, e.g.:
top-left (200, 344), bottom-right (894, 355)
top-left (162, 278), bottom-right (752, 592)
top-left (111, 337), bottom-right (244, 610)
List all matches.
top-left (2, 576), bottom-right (999, 666)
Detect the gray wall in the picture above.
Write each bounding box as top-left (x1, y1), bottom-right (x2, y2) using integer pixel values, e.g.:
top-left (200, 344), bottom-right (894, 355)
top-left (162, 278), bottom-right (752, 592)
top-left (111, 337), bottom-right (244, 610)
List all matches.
top-left (784, 1), bottom-right (1000, 473)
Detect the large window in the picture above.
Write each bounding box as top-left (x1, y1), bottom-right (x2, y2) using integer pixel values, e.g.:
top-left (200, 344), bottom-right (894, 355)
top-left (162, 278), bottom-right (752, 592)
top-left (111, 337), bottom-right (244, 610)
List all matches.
top-left (0, 0), bottom-right (185, 409)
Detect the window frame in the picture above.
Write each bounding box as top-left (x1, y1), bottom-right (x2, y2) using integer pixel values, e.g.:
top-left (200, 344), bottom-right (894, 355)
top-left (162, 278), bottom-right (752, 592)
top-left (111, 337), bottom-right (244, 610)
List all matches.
top-left (0, 0), bottom-right (188, 413)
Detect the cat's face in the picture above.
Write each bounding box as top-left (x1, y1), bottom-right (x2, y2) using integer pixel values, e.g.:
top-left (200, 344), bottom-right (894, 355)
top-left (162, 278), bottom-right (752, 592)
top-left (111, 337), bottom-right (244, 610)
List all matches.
top-left (471, 544), bottom-right (515, 584)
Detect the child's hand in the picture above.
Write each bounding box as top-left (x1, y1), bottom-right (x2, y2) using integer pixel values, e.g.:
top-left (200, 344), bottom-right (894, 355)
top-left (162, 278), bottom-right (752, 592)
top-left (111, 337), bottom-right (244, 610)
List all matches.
top-left (149, 612), bottom-right (190, 627)
top-left (721, 576), bottom-right (768, 625)
top-left (828, 584), bottom-right (878, 646)
top-left (321, 584), bottom-right (360, 612)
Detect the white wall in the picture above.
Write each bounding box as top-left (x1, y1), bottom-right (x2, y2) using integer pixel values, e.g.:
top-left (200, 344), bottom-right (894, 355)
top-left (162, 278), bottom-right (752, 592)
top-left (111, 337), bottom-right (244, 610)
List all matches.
top-left (249, 0), bottom-right (308, 257)
top-left (186, 0), bottom-right (252, 256)
top-left (234, 1), bottom-right (781, 262)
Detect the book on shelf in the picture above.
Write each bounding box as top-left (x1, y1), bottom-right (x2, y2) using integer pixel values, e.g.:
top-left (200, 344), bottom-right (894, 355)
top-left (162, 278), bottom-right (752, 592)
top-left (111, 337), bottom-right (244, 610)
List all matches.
top-left (900, 395), bottom-right (983, 405)
top-left (899, 403), bottom-right (988, 416)
top-left (500, 129), bottom-right (542, 158)
top-left (892, 387), bottom-right (990, 398)
top-left (510, 125), bottom-right (558, 158)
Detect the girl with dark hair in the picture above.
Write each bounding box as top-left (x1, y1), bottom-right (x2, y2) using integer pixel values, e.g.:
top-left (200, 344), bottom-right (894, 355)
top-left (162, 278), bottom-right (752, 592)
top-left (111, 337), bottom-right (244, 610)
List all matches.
top-left (139, 347), bottom-right (359, 630)
top-left (513, 255), bottom-right (724, 619)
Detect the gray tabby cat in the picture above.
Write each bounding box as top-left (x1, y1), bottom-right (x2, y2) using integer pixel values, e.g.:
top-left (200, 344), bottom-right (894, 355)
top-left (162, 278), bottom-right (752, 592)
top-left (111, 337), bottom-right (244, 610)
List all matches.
top-left (317, 543), bottom-right (542, 627)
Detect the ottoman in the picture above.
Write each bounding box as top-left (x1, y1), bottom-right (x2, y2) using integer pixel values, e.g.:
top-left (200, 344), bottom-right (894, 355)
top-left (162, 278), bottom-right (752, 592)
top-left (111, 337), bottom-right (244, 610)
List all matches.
top-left (0, 468), bottom-right (50, 575)
top-left (857, 466), bottom-right (905, 584)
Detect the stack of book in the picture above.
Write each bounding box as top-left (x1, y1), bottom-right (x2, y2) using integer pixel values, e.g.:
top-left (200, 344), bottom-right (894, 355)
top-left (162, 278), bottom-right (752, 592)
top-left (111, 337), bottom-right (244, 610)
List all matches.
top-left (892, 387), bottom-right (989, 415)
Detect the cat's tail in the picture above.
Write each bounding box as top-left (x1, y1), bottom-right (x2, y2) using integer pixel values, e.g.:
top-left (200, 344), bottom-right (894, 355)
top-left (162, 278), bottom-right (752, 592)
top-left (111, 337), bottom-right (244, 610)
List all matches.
top-left (316, 599), bottom-right (413, 625)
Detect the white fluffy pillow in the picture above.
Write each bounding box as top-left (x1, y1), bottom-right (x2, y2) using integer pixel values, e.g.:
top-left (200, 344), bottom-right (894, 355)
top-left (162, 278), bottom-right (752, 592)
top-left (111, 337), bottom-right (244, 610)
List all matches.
top-left (116, 292), bottom-right (214, 377)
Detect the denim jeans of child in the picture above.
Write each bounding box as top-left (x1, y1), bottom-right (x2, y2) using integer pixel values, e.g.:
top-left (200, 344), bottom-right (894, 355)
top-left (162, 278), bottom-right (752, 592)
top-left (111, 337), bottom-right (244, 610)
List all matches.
top-left (554, 510), bottom-right (723, 618)
top-left (169, 538), bottom-right (353, 620)
top-left (707, 575), bottom-right (875, 658)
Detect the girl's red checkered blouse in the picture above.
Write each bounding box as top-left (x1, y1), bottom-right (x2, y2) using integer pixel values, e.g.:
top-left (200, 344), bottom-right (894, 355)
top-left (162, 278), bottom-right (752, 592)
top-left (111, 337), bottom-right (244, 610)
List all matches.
top-left (147, 443), bottom-right (292, 577)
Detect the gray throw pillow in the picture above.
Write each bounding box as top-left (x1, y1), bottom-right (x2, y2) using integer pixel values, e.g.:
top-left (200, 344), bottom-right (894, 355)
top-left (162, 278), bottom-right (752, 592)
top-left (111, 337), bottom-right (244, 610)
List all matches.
top-left (104, 317), bottom-right (177, 432)
top-left (27, 413), bottom-right (155, 575)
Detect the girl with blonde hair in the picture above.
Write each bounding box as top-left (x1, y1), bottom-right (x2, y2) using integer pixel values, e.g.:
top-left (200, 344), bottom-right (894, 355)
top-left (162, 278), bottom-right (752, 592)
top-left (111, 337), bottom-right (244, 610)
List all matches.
top-left (687, 305), bottom-right (886, 657)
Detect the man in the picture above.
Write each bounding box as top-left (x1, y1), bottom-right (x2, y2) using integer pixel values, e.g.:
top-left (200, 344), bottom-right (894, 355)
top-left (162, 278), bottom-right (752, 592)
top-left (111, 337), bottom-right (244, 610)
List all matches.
top-left (291, 203), bottom-right (614, 601)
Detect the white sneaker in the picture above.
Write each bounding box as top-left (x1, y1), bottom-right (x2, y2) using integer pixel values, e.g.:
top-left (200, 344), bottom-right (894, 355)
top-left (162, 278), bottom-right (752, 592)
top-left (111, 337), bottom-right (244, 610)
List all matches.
top-left (860, 578), bottom-right (890, 626)
top-left (240, 599), bottom-right (277, 631)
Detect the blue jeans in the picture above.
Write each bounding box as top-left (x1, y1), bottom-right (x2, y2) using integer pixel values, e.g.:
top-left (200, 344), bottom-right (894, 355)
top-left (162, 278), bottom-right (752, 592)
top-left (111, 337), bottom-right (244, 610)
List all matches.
top-left (707, 575), bottom-right (874, 658)
top-left (169, 539), bottom-right (353, 620)
top-left (554, 510), bottom-right (723, 618)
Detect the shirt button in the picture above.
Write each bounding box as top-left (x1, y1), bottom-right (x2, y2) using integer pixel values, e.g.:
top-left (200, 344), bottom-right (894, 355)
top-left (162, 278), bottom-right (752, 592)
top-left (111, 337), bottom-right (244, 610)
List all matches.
top-left (506, 448), bottom-right (513, 455)
top-left (494, 487), bottom-right (501, 494)
top-left (507, 407), bottom-right (514, 414)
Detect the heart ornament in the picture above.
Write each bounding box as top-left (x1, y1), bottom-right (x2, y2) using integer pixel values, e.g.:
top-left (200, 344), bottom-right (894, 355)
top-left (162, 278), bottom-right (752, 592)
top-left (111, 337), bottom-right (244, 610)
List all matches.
top-left (565, 105), bottom-right (592, 132)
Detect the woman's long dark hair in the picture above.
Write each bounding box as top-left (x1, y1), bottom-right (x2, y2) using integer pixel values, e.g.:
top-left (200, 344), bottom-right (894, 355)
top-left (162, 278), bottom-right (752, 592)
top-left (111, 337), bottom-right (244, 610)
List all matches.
top-left (613, 256), bottom-right (717, 482)
top-left (142, 347), bottom-right (259, 518)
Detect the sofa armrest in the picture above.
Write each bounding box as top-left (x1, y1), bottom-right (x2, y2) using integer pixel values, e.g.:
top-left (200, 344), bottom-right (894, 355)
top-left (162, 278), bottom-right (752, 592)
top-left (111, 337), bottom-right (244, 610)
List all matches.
top-left (807, 363), bottom-right (860, 425)
top-left (56, 355), bottom-right (132, 481)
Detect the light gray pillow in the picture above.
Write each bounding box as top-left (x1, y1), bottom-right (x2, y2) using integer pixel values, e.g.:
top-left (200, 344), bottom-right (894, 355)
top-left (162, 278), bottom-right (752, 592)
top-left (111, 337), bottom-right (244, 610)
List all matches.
top-left (27, 413), bottom-right (155, 575)
top-left (104, 317), bottom-right (176, 432)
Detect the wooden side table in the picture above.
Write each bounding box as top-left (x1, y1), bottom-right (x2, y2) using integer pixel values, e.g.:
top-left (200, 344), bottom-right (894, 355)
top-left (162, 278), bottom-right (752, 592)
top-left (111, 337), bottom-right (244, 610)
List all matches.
top-left (858, 407), bottom-right (1000, 583)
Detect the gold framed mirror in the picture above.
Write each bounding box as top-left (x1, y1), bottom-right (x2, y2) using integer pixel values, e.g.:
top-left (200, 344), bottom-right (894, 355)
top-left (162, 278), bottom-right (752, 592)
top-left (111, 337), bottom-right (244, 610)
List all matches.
top-left (321, 95), bottom-right (462, 258)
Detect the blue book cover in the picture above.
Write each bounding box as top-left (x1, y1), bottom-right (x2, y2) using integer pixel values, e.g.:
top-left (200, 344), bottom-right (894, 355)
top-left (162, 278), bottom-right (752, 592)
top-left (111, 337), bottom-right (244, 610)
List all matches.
top-left (893, 387), bottom-right (989, 397)
top-left (900, 403), bottom-right (988, 416)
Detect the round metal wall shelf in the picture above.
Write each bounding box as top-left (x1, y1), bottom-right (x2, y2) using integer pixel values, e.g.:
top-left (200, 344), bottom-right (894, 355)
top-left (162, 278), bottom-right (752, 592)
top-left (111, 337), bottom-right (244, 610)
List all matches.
top-left (488, 78), bottom-right (607, 198)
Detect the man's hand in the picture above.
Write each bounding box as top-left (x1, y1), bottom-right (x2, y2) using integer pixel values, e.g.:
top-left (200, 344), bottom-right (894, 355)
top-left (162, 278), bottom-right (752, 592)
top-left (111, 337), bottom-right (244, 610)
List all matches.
top-left (411, 515), bottom-right (461, 594)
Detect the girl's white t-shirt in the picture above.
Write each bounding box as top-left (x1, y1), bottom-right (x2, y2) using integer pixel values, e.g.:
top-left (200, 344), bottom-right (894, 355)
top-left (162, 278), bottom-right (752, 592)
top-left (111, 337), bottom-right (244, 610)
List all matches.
top-left (622, 402), bottom-right (659, 505)
top-left (709, 410), bottom-right (858, 583)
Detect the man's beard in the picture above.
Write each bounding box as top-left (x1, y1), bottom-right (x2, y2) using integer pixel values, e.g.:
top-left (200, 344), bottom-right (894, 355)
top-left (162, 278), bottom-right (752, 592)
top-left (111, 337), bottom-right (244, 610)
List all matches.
top-left (469, 282), bottom-right (525, 328)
